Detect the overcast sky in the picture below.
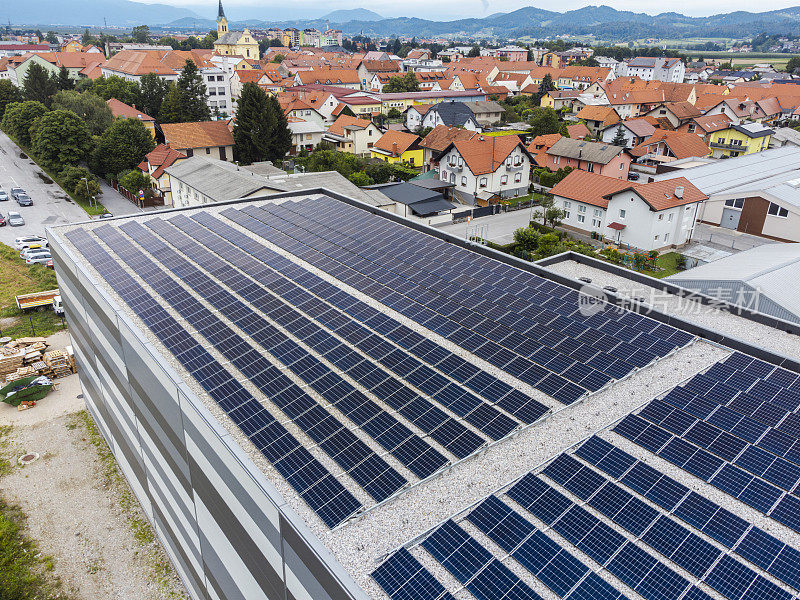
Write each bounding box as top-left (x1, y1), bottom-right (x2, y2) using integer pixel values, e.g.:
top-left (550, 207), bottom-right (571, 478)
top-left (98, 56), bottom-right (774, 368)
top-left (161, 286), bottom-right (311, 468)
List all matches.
top-left (161, 0), bottom-right (800, 21)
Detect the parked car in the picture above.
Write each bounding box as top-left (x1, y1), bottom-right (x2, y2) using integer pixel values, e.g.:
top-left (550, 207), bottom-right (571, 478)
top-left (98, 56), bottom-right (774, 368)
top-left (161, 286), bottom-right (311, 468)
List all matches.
top-left (0, 189), bottom-right (8, 201)
top-left (8, 212), bottom-right (25, 227)
top-left (98, 213), bottom-right (114, 219)
top-left (627, 172), bottom-right (640, 181)
top-left (15, 193), bottom-right (33, 207)
top-left (26, 254), bottom-right (52, 265)
top-left (14, 236), bottom-right (47, 250)
top-left (46, 259), bottom-right (54, 270)
top-left (9, 187), bottom-right (25, 200)
top-left (20, 247), bottom-right (51, 260)
top-left (0, 214), bottom-right (5, 227)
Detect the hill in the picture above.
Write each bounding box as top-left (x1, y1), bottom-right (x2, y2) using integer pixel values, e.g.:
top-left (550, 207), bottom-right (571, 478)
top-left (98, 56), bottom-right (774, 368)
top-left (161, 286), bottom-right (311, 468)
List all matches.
top-left (321, 9), bottom-right (383, 23)
top-left (11, 0), bottom-right (198, 26)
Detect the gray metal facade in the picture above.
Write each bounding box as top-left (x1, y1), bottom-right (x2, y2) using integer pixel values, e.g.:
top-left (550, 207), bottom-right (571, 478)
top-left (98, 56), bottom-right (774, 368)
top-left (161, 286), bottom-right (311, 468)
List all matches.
top-left (47, 233), bottom-right (368, 600)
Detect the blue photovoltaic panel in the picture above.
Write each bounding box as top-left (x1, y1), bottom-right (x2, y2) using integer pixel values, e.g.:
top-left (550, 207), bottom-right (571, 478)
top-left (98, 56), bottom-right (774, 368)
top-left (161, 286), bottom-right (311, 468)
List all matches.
top-left (371, 548), bottom-right (455, 600)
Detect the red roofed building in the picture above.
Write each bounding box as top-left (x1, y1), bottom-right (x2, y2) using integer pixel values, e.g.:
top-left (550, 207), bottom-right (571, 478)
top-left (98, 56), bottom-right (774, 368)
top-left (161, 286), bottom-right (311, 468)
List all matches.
top-left (435, 134), bottom-right (533, 202)
top-left (107, 98), bottom-right (156, 137)
top-left (138, 144), bottom-right (187, 205)
top-left (161, 121), bottom-right (235, 161)
top-left (630, 130), bottom-right (711, 164)
top-left (552, 169), bottom-right (706, 250)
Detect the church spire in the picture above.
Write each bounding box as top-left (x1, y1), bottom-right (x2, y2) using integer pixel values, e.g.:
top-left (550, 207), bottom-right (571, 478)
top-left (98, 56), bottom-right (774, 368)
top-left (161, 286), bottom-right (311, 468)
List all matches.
top-left (217, 0), bottom-right (225, 19)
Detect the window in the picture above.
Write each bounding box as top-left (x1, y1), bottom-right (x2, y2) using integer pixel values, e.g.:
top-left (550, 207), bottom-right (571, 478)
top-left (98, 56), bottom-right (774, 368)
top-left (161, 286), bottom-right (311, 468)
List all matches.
top-left (554, 156), bottom-right (560, 165)
top-left (664, 233), bottom-right (670, 242)
top-left (218, 87), bottom-right (226, 95)
top-left (578, 205), bottom-right (586, 213)
top-left (587, 162), bottom-right (594, 172)
top-left (654, 234), bottom-right (659, 241)
top-left (668, 213), bottom-right (674, 222)
top-left (209, 88), bottom-right (217, 96)
top-left (619, 209), bottom-right (626, 218)
top-left (205, 147), bottom-right (211, 155)
top-left (450, 173), bottom-right (455, 184)
top-left (658, 214), bottom-right (663, 220)
top-left (619, 162), bottom-right (624, 170)
top-left (207, 75), bottom-right (215, 82)
top-left (219, 147), bottom-right (227, 161)
top-left (577, 214), bottom-right (585, 223)
top-left (217, 75), bottom-right (224, 81)
top-left (479, 177), bottom-right (487, 188)
top-left (724, 198), bottom-right (744, 209)
top-left (594, 209), bottom-right (602, 217)
top-left (368, 130), bottom-right (372, 136)
top-left (441, 170), bottom-right (448, 181)
top-left (686, 205), bottom-right (691, 211)
top-left (564, 211), bottom-right (570, 218)
top-left (768, 202), bottom-right (789, 217)
top-left (501, 175), bottom-right (508, 185)
top-left (219, 101), bottom-right (226, 108)
top-left (461, 176), bottom-right (467, 186)
top-left (592, 218), bottom-right (601, 227)
top-left (563, 201), bottom-right (572, 208)
top-left (514, 172), bottom-right (522, 183)
top-left (186, 148), bottom-right (193, 157)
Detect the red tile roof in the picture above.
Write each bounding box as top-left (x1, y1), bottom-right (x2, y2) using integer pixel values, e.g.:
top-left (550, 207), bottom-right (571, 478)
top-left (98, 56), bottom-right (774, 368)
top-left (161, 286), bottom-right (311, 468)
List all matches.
top-left (449, 135), bottom-right (527, 175)
top-left (107, 98), bottom-right (154, 122)
top-left (327, 114), bottom-right (374, 136)
top-left (140, 144), bottom-right (186, 178)
top-left (605, 177), bottom-right (707, 211)
top-left (419, 125), bottom-right (478, 152)
top-left (373, 130), bottom-right (420, 156)
top-left (551, 170), bottom-right (632, 208)
top-left (630, 130), bottom-right (711, 160)
top-left (161, 121), bottom-right (234, 150)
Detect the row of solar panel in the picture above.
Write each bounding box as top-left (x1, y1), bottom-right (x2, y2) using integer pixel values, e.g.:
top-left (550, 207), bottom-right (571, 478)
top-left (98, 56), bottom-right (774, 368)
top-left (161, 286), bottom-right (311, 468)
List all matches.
top-left (225, 205), bottom-right (593, 404)
top-left (542, 452), bottom-right (794, 599)
top-left (253, 202), bottom-right (676, 383)
top-left (615, 413), bottom-right (800, 532)
top-left (65, 228), bottom-right (363, 528)
top-left (181, 211), bottom-right (550, 426)
top-left (287, 197), bottom-right (693, 357)
top-left (576, 435), bottom-right (800, 591)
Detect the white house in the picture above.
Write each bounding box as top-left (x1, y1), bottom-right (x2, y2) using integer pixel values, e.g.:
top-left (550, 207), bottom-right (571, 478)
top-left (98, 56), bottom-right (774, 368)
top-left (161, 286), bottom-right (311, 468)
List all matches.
top-left (551, 169), bottom-right (707, 251)
top-left (288, 119), bottom-right (326, 153)
top-left (436, 135), bottom-right (533, 202)
top-left (421, 102), bottom-right (481, 131)
top-left (622, 57), bottom-right (685, 83)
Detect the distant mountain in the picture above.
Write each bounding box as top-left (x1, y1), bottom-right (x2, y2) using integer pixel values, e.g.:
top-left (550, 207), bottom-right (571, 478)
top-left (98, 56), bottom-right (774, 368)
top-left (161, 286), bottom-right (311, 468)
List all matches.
top-left (321, 9), bottom-right (383, 24)
top-left (10, 0), bottom-right (198, 26)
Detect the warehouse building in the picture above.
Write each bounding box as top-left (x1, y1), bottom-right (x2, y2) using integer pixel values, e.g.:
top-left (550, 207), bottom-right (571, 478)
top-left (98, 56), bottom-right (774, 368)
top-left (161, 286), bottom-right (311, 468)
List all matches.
top-left (48, 191), bottom-right (800, 600)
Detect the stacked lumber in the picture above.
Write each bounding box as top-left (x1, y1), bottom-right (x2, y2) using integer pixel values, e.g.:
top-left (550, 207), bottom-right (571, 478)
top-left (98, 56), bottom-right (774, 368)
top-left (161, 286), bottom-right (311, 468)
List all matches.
top-left (4, 365), bottom-right (38, 384)
top-left (43, 349), bottom-right (73, 379)
top-left (0, 351), bottom-right (24, 381)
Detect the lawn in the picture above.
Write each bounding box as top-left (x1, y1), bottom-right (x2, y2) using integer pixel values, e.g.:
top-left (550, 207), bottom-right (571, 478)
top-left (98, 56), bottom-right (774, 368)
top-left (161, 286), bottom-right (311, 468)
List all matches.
top-left (0, 243), bottom-right (66, 339)
top-left (642, 251), bottom-right (683, 279)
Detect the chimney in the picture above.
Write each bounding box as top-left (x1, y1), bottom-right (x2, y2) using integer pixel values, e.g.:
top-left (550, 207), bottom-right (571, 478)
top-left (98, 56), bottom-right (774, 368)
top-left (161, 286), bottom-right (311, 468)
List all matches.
top-left (392, 141), bottom-right (398, 155)
top-left (674, 186), bottom-right (684, 198)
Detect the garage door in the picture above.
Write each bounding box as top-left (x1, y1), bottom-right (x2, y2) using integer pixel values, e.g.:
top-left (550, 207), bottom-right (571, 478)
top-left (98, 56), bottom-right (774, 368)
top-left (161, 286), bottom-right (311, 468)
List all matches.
top-left (720, 207), bottom-right (740, 229)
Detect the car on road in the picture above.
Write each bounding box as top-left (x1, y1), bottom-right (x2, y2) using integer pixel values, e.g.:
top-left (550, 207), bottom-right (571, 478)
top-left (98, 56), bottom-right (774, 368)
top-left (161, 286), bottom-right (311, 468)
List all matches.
top-left (15, 193), bottom-right (33, 207)
top-left (0, 214), bottom-right (5, 227)
top-left (10, 187), bottom-right (25, 199)
top-left (14, 236), bottom-right (47, 250)
top-left (8, 212), bottom-right (25, 227)
top-left (25, 254), bottom-right (52, 265)
top-left (0, 190), bottom-right (8, 201)
top-left (98, 213), bottom-right (114, 219)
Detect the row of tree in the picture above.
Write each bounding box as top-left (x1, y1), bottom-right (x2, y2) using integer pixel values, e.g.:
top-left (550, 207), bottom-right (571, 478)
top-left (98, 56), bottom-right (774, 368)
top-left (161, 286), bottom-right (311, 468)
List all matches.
top-left (293, 146), bottom-right (417, 187)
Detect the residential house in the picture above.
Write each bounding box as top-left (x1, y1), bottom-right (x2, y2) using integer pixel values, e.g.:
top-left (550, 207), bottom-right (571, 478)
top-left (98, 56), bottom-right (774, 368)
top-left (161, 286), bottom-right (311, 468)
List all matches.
top-left (294, 69), bottom-right (361, 89)
top-left (567, 122), bottom-right (592, 140)
top-left (599, 118), bottom-right (656, 148)
top-left (357, 59), bottom-right (400, 89)
top-left (574, 105), bottom-right (621, 134)
top-left (496, 46), bottom-right (528, 61)
top-left (323, 114), bottom-right (381, 155)
top-left (704, 98), bottom-right (767, 125)
top-left (279, 99), bottom-right (326, 126)
top-left (287, 119), bottom-right (326, 154)
top-left (644, 101), bottom-right (702, 128)
top-left (552, 169), bottom-right (705, 250)
top-left (418, 125), bottom-right (478, 171)
top-left (539, 137), bottom-right (632, 179)
top-left (539, 90), bottom-right (582, 111)
top-left (370, 130), bottom-right (423, 166)
top-left (436, 135), bottom-right (532, 202)
top-left (676, 114), bottom-right (732, 144)
top-left (622, 57), bottom-right (685, 83)
top-left (230, 69), bottom-right (269, 102)
top-left (462, 101), bottom-right (504, 127)
top-left (421, 102), bottom-right (480, 131)
top-left (106, 98), bottom-right (156, 137)
top-left (137, 144), bottom-right (187, 206)
top-left (405, 104), bottom-right (434, 131)
top-left (708, 123), bottom-right (774, 158)
top-left (161, 121), bottom-right (235, 161)
top-left (630, 130), bottom-right (712, 164)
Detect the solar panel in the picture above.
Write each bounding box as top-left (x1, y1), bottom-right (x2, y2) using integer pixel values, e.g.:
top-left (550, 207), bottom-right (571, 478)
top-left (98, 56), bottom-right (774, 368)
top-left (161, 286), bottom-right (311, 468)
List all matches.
top-left (371, 548), bottom-right (455, 600)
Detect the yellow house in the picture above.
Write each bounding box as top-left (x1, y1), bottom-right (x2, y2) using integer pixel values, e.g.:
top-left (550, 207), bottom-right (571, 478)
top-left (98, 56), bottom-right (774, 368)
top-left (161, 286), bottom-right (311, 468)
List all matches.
top-left (709, 123), bottom-right (773, 158)
top-left (369, 130), bottom-right (423, 166)
top-left (212, 0), bottom-right (259, 60)
top-left (61, 40), bottom-right (85, 53)
top-left (106, 98), bottom-right (156, 138)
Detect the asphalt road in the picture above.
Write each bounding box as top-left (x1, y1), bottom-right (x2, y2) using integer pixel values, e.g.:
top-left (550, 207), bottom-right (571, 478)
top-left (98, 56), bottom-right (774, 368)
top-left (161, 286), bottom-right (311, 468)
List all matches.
top-left (436, 208), bottom-right (537, 244)
top-left (0, 130), bottom-right (142, 247)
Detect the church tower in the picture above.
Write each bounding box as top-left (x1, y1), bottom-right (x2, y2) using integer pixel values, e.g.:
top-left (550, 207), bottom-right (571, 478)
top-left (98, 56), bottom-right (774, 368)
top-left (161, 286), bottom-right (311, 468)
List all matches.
top-left (216, 0), bottom-right (228, 36)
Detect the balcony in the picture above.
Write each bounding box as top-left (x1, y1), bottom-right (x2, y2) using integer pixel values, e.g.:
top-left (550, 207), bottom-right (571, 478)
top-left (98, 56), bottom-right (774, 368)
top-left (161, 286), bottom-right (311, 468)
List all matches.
top-left (710, 141), bottom-right (745, 151)
top-left (506, 162), bottom-right (525, 171)
top-left (448, 162), bottom-right (463, 172)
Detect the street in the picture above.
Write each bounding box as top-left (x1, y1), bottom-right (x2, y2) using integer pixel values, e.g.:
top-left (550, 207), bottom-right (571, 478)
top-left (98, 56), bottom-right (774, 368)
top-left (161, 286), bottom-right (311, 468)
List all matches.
top-left (0, 130), bottom-right (142, 247)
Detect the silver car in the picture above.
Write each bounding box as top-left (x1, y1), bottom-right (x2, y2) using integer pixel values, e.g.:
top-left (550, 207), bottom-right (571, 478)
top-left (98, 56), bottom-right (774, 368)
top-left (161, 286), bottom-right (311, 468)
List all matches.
top-left (20, 247), bottom-right (51, 260)
top-left (26, 254), bottom-right (52, 265)
top-left (0, 190), bottom-right (8, 201)
top-left (7, 211), bottom-right (24, 227)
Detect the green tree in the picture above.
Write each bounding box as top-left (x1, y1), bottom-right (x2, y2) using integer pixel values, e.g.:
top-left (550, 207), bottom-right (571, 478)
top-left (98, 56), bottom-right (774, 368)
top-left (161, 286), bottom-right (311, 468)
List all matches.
top-left (534, 73), bottom-right (555, 105)
top-left (23, 62), bottom-right (58, 104)
top-left (200, 30), bottom-right (218, 49)
top-left (139, 73), bottom-right (171, 121)
top-left (0, 80), bottom-right (22, 118)
top-left (467, 45), bottom-right (480, 58)
top-left (51, 90), bottom-right (113, 135)
top-left (160, 60), bottom-right (210, 123)
top-left (528, 107), bottom-right (560, 137)
top-left (232, 82), bottom-right (272, 164)
top-left (513, 226), bottom-right (540, 252)
top-left (30, 109), bottom-right (93, 170)
top-left (545, 206), bottom-right (566, 228)
top-left (57, 66), bottom-right (74, 91)
top-left (0, 100), bottom-right (49, 147)
top-left (787, 56), bottom-right (800, 73)
top-left (271, 54), bottom-right (285, 63)
top-left (46, 31), bottom-right (59, 44)
top-left (265, 95), bottom-right (292, 162)
top-left (537, 232), bottom-right (561, 256)
top-left (131, 25), bottom-right (151, 43)
top-left (73, 175), bottom-right (101, 203)
top-left (81, 28), bottom-right (94, 45)
top-left (382, 71), bottom-right (420, 93)
top-left (611, 124), bottom-right (627, 147)
top-left (387, 107), bottom-right (402, 118)
top-left (92, 118), bottom-right (156, 178)
top-left (91, 75), bottom-right (141, 106)
top-left (60, 166), bottom-right (96, 195)
top-left (348, 171), bottom-right (373, 186)
top-left (118, 169), bottom-right (152, 194)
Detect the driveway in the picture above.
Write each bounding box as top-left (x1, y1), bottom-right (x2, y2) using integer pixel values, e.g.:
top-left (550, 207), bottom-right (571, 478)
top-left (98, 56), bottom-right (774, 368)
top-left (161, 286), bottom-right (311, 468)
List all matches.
top-left (691, 222), bottom-right (774, 253)
top-left (0, 131), bottom-right (143, 246)
top-left (436, 208), bottom-right (539, 244)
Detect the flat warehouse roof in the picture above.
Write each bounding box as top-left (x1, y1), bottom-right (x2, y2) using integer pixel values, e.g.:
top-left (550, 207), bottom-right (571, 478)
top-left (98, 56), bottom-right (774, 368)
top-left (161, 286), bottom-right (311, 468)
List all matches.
top-left (52, 192), bottom-right (798, 599)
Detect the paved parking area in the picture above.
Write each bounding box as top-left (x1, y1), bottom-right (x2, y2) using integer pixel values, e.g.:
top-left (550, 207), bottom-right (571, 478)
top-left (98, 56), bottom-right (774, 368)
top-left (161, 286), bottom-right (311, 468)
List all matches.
top-left (0, 131), bottom-right (143, 247)
top-left (436, 208), bottom-right (536, 244)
